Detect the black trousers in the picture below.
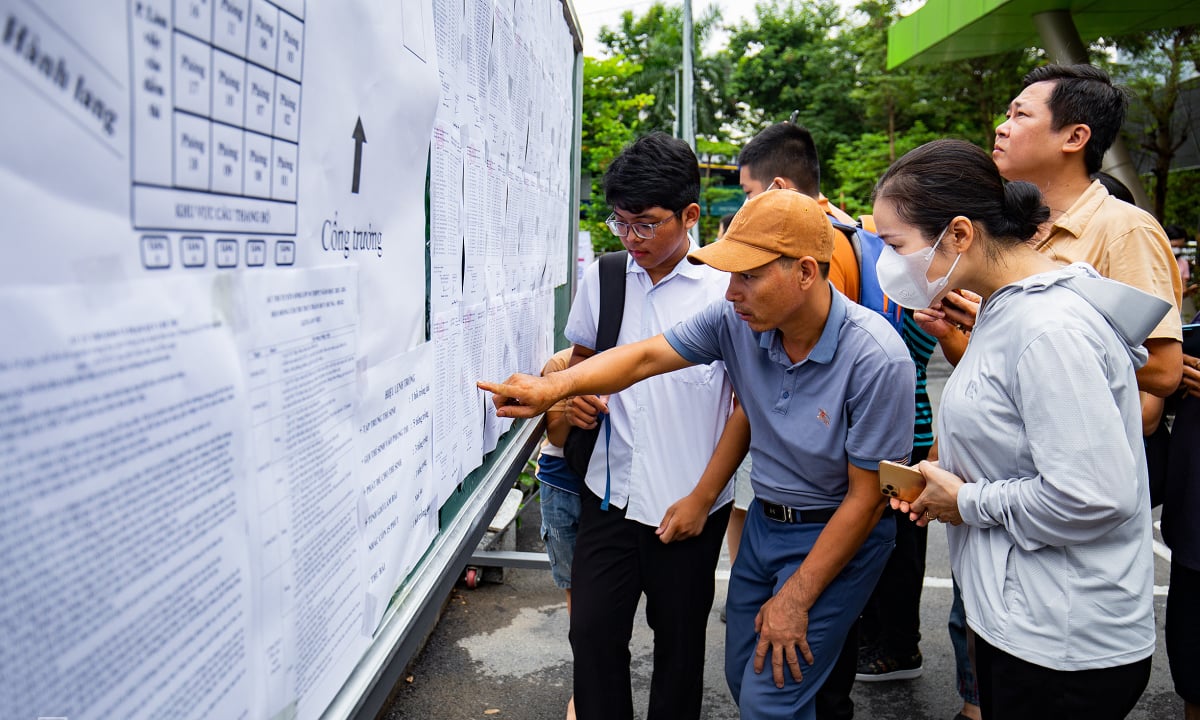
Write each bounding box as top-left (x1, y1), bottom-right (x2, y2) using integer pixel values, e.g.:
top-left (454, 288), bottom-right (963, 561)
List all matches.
top-left (569, 489), bottom-right (731, 720)
top-left (814, 619), bottom-right (859, 720)
top-left (858, 508), bottom-right (928, 655)
top-left (974, 634), bottom-right (1151, 720)
top-left (1167, 559), bottom-right (1200, 705)
top-left (860, 444), bottom-right (930, 656)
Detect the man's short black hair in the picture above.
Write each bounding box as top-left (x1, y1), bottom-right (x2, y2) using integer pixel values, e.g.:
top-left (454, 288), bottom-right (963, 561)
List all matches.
top-left (737, 123), bottom-right (821, 197)
top-left (603, 132), bottom-right (700, 214)
top-left (1024, 64), bottom-right (1128, 176)
top-left (1164, 224), bottom-right (1188, 241)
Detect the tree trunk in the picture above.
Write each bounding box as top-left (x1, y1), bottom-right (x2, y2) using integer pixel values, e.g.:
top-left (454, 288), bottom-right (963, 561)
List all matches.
top-left (887, 96), bottom-right (895, 163)
top-left (1154, 154), bottom-right (1169, 221)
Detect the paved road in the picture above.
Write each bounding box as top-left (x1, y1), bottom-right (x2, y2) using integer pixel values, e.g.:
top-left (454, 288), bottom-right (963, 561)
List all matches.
top-left (387, 351), bottom-right (1185, 719)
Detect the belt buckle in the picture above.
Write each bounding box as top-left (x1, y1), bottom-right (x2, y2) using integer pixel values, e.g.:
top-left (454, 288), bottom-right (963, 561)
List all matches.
top-left (763, 502), bottom-right (794, 523)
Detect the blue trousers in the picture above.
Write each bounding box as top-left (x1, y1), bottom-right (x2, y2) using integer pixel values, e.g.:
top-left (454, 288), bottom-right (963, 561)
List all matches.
top-left (949, 577), bottom-right (980, 706)
top-left (725, 500), bottom-right (893, 720)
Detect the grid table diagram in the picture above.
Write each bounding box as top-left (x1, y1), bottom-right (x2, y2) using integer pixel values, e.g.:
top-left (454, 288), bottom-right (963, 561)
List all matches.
top-left (130, 0), bottom-right (305, 243)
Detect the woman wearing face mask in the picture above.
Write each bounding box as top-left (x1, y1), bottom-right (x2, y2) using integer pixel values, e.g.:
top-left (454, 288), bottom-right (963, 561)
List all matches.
top-left (873, 139), bottom-right (1169, 720)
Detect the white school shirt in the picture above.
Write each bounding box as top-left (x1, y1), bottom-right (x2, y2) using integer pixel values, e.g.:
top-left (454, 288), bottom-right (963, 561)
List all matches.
top-left (564, 248), bottom-right (734, 526)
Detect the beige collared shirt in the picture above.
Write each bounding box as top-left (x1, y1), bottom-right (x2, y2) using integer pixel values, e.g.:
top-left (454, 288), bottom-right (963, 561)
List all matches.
top-left (1035, 180), bottom-right (1183, 341)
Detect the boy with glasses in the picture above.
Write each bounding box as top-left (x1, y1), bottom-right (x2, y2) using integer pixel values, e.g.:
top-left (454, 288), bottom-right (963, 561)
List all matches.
top-left (558, 132), bottom-right (743, 720)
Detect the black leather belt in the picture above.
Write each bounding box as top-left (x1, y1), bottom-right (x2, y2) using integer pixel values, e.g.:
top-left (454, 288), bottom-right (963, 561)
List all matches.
top-left (760, 501), bottom-right (838, 524)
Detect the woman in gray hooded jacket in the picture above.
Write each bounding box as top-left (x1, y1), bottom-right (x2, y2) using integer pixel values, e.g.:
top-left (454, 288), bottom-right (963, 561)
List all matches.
top-left (872, 139), bottom-right (1170, 720)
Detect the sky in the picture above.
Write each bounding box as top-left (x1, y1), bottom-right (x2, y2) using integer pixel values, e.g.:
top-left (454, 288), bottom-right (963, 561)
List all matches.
top-left (566, 0), bottom-right (924, 53)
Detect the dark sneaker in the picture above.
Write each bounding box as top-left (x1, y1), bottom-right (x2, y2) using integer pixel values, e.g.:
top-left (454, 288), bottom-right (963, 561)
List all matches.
top-left (855, 650), bottom-right (923, 682)
top-left (856, 640), bottom-right (879, 668)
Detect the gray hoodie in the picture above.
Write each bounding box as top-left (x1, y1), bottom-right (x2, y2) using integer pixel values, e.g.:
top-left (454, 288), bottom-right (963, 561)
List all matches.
top-left (941, 263), bottom-right (1170, 671)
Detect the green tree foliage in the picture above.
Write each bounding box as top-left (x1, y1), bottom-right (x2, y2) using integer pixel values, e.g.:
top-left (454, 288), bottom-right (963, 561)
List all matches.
top-left (831, 1), bottom-right (1034, 204)
top-left (827, 122), bottom-right (942, 217)
top-left (581, 1), bottom-right (1196, 224)
top-left (719, 1), bottom-right (1032, 201)
top-left (724, 0), bottom-right (863, 188)
top-left (695, 137), bottom-right (743, 242)
top-left (597, 3), bottom-right (735, 141)
top-left (1109, 26), bottom-right (1200, 220)
top-left (1158, 168), bottom-right (1200, 231)
top-left (581, 56), bottom-right (654, 252)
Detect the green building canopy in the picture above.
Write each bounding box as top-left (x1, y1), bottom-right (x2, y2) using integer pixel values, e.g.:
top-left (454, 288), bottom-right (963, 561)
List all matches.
top-left (888, 0), bottom-right (1200, 69)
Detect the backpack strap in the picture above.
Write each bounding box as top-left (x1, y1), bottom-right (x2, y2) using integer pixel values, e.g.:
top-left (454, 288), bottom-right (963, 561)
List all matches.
top-left (828, 219), bottom-right (904, 333)
top-left (585, 250), bottom-right (628, 509)
top-left (595, 251), bottom-right (628, 351)
top-left (858, 216), bottom-right (895, 317)
top-left (830, 219), bottom-right (864, 268)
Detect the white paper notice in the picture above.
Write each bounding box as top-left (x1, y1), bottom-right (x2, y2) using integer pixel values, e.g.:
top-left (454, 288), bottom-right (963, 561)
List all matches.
top-left (0, 0), bottom-right (439, 362)
top-left (465, 0), bottom-right (492, 131)
top-left (431, 308), bottom-right (466, 504)
top-left (432, 0), bottom-right (465, 123)
top-left (294, 1), bottom-right (439, 362)
top-left (0, 277), bottom-right (253, 720)
top-left (430, 118), bottom-right (465, 311)
top-left (0, 0), bottom-right (577, 714)
top-left (237, 265), bottom-right (369, 720)
top-left (484, 148), bottom-right (509, 297)
top-left (462, 130), bottom-right (489, 304)
top-left (481, 298), bottom-right (516, 451)
top-left (356, 343), bottom-right (437, 635)
top-left (460, 301), bottom-right (488, 478)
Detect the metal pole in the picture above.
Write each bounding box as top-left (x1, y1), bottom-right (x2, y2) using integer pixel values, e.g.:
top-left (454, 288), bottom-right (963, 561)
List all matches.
top-left (673, 69), bottom-right (680, 138)
top-left (1032, 9), bottom-right (1153, 211)
top-left (681, 0), bottom-right (699, 243)
top-left (681, 0), bottom-right (695, 151)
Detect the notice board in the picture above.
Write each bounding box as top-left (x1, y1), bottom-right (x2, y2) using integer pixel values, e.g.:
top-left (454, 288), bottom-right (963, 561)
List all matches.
top-left (0, 0), bottom-right (583, 718)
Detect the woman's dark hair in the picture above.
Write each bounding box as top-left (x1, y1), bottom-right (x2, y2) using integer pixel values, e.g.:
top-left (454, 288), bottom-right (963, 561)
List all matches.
top-left (873, 139), bottom-right (1049, 253)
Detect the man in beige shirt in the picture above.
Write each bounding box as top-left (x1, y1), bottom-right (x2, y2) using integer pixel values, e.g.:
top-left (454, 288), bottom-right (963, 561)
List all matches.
top-left (992, 63), bottom-right (1182, 396)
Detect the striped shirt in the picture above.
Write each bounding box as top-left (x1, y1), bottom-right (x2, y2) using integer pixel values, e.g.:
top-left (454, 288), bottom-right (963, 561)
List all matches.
top-left (902, 310), bottom-right (937, 452)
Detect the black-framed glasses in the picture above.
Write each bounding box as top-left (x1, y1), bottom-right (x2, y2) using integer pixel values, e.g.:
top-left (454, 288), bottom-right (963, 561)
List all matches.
top-left (605, 212), bottom-right (678, 240)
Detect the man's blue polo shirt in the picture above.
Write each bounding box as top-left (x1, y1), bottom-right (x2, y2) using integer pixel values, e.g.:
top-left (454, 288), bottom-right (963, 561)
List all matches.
top-left (664, 287), bottom-right (915, 510)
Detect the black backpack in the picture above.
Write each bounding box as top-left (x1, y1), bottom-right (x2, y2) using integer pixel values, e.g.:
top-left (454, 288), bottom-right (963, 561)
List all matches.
top-left (562, 251), bottom-right (628, 477)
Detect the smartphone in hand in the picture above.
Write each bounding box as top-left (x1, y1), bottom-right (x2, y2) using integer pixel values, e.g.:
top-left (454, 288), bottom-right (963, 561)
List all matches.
top-left (879, 460), bottom-right (926, 503)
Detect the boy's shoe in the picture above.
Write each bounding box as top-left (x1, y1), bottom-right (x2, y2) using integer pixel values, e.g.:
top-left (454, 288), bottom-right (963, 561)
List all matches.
top-left (855, 649), bottom-right (923, 682)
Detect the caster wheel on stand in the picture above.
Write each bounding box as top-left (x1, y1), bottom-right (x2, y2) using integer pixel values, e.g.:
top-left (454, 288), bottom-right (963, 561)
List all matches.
top-left (464, 566), bottom-right (481, 589)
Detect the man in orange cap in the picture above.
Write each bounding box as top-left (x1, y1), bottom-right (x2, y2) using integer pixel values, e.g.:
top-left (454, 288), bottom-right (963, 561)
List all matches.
top-left (480, 189), bottom-right (915, 720)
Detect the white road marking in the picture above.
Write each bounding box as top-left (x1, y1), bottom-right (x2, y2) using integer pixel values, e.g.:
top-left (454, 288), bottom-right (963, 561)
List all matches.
top-left (714, 571), bottom-right (1169, 596)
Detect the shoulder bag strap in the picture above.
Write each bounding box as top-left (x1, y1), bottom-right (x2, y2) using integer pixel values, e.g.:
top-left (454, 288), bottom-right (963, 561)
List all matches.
top-left (595, 250), bottom-right (628, 351)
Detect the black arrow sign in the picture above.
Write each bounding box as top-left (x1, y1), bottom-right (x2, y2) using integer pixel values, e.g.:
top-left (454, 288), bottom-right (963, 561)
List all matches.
top-left (351, 117), bottom-right (367, 194)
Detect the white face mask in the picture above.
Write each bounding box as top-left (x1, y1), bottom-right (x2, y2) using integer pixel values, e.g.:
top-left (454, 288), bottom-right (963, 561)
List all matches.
top-left (875, 225), bottom-right (962, 310)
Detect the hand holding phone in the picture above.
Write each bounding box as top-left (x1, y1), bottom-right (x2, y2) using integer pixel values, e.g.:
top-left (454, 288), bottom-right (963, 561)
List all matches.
top-left (1183, 324), bottom-right (1200, 399)
top-left (1183, 322), bottom-right (1199, 358)
top-left (879, 460), bottom-right (926, 504)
